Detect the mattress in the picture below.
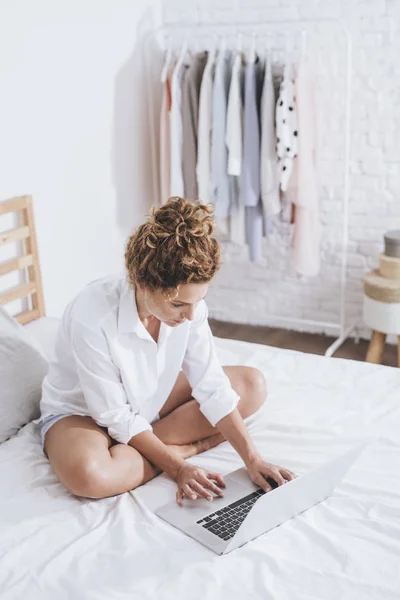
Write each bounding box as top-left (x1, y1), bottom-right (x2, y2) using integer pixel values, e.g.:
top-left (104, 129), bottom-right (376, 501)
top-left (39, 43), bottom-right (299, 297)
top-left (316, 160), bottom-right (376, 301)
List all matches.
top-left (1, 325), bottom-right (400, 599)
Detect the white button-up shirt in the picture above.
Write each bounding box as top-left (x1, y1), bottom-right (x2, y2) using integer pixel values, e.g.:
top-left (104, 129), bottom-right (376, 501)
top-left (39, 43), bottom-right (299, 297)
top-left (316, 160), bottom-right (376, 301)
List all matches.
top-left (38, 274), bottom-right (240, 444)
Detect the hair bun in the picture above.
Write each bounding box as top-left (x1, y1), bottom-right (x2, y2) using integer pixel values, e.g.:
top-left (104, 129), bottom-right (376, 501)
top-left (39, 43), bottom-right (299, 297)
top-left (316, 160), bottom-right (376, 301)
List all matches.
top-left (175, 219), bottom-right (189, 246)
top-left (124, 196), bottom-right (220, 292)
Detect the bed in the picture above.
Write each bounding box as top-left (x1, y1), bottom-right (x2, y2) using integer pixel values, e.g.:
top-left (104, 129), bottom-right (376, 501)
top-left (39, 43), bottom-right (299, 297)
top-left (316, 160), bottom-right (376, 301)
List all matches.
top-left (1, 198), bottom-right (400, 599)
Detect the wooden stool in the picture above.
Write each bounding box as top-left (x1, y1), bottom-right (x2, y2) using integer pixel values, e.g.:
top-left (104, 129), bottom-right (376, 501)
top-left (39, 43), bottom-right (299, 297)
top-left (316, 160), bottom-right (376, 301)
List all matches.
top-left (363, 270), bottom-right (400, 367)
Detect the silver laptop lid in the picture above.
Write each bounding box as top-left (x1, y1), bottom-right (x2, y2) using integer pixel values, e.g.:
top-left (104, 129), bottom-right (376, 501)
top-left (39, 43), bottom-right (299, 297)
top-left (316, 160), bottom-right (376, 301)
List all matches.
top-left (225, 441), bottom-right (369, 554)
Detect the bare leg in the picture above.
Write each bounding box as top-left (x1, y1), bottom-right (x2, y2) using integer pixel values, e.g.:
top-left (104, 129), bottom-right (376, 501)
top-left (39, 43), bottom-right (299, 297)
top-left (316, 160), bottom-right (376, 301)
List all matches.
top-left (106, 427), bottom-right (226, 495)
top-left (165, 431), bottom-right (226, 459)
top-left (74, 427), bottom-right (227, 499)
top-left (152, 367), bottom-right (267, 446)
top-left (153, 400), bottom-right (226, 446)
top-left (51, 367), bottom-right (267, 499)
top-left (45, 415), bottom-right (226, 500)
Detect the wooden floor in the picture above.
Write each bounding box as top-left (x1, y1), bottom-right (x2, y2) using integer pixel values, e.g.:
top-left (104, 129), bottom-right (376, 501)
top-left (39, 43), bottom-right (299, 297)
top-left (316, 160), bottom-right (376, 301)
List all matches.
top-left (209, 319), bottom-right (399, 368)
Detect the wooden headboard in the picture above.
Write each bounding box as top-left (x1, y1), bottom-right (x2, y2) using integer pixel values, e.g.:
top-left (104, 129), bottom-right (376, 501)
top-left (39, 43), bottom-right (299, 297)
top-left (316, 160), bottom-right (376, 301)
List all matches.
top-left (0, 195), bottom-right (45, 324)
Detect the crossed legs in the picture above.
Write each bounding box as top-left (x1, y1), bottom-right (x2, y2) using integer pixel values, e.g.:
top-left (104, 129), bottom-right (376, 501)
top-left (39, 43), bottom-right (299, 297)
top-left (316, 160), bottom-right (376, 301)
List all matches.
top-left (44, 366), bottom-right (267, 499)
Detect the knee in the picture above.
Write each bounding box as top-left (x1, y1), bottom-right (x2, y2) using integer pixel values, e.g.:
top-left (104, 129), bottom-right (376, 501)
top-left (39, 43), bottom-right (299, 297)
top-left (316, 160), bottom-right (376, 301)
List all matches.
top-left (64, 458), bottom-right (111, 499)
top-left (243, 367), bottom-right (267, 411)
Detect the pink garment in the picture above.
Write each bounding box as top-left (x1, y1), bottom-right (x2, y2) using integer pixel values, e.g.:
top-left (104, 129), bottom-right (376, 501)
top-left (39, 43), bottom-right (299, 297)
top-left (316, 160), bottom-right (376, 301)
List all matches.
top-left (291, 57), bottom-right (321, 277)
top-left (160, 74), bottom-right (172, 206)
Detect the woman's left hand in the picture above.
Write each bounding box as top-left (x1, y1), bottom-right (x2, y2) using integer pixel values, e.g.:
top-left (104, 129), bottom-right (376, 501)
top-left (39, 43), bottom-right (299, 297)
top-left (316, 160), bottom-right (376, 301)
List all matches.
top-left (246, 455), bottom-right (296, 492)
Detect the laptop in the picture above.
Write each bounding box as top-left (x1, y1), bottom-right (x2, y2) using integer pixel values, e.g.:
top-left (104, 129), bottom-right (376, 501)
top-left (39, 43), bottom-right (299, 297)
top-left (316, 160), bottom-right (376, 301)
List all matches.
top-left (156, 442), bottom-right (368, 555)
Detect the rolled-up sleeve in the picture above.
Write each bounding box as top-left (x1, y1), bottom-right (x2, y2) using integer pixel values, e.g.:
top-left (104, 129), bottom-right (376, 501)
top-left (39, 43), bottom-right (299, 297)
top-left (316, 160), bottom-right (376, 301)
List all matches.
top-left (70, 319), bottom-right (152, 444)
top-left (182, 301), bottom-right (240, 426)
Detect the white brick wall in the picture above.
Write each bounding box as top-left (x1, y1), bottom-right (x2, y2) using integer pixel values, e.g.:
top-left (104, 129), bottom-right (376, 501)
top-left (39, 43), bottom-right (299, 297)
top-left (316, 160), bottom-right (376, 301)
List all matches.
top-left (162, 0), bottom-right (400, 341)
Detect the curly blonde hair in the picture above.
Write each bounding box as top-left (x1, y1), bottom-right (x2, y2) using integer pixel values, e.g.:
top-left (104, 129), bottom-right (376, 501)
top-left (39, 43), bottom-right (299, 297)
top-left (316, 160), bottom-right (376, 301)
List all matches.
top-left (124, 197), bottom-right (221, 299)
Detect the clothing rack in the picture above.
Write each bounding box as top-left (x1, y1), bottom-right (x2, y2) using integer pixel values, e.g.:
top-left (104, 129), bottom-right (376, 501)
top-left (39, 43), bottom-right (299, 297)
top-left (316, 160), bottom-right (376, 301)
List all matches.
top-left (145, 18), bottom-right (357, 357)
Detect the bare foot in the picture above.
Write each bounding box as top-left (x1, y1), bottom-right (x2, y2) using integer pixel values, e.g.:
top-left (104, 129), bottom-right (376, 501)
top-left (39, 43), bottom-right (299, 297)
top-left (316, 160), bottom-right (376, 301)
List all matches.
top-left (168, 432), bottom-right (225, 460)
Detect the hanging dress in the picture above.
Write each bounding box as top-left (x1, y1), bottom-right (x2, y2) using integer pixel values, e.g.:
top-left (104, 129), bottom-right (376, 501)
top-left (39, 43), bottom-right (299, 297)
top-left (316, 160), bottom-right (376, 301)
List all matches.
top-left (241, 56), bottom-right (264, 262)
top-left (196, 49), bottom-right (215, 204)
top-left (291, 56), bottom-right (321, 277)
top-left (169, 51), bottom-right (190, 197)
top-left (226, 50), bottom-right (246, 246)
top-left (260, 51), bottom-right (280, 218)
top-left (160, 62), bottom-right (173, 205)
top-left (182, 51), bottom-right (207, 200)
top-left (210, 49), bottom-right (233, 234)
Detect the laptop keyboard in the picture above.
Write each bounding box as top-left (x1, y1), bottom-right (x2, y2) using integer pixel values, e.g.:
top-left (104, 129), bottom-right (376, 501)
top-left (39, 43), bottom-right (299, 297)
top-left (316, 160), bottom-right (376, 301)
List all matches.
top-left (196, 488), bottom-right (269, 541)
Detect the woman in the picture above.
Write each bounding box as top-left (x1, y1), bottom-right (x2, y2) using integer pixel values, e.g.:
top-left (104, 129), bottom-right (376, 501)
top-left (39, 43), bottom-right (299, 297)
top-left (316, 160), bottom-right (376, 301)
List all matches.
top-left (39, 197), bottom-right (294, 504)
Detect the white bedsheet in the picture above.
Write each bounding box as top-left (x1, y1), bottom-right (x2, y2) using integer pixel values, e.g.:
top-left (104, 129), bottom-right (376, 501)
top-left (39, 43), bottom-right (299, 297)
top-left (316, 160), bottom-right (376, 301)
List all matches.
top-left (1, 336), bottom-right (400, 599)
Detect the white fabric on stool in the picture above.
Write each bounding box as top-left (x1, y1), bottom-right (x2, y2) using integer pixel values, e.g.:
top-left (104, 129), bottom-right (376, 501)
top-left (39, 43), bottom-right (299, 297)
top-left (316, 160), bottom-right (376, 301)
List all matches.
top-left (363, 294), bottom-right (400, 335)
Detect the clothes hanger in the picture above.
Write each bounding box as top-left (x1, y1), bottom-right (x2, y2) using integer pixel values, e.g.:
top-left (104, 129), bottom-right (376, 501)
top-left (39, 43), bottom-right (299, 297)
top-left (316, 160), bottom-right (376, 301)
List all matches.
top-left (177, 29), bottom-right (190, 67)
top-left (219, 33), bottom-right (226, 55)
top-left (236, 30), bottom-right (242, 55)
top-left (208, 32), bottom-right (217, 57)
top-left (207, 32), bottom-right (218, 63)
top-left (264, 32), bottom-right (271, 58)
top-left (284, 31), bottom-right (289, 61)
top-left (212, 32), bottom-right (219, 51)
top-left (265, 31), bottom-right (273, 75)
top-left (283, 30), bottom-right (291, 78)
top-left (160, 36), bottom-right (173, 83)
top-left (203, 32), bottom-right (215, 65)
top-left (249, 31), bottom-right (257, 63)
top-left (301, 29), bottom-right (307, 58)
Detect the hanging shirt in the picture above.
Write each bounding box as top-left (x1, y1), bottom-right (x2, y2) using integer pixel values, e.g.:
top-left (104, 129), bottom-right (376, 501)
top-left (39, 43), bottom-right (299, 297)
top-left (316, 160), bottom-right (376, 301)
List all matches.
top-left (160, 66), bottom-right (173, 205)
top-left (182, 52), bottom-right (208, 200)
top-left (210, 49), bottom-right (233, 223)
top-left (196, 50), bottom-right (215, 204)
top-left (291, 57), bottom-right (321, 277)
top-left (242, 56), bottom-right (264, 262)
top-left (260, 52), bottom-right (280, 217)
top-left (276, 62), bottom-right (298, 192)
top-left (241, 58), bottom-right (261, 208)
top-left (226, 52), bottom-right (244, 177)
top-left (226, 51), bottom-right (246, 246)
top-left (37, 274), bottom-right (240, 444)
top-left (170, 54), bottom-right (190, 197)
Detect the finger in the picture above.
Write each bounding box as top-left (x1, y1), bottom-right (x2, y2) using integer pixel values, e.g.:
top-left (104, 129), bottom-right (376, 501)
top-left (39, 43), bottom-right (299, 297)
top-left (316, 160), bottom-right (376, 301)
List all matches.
top-left (190, 479), bottom-right (215, 502)
top-left (182, 484), bottom-right (197, 500)
top-left (199, 476), bottom-right (225, 497)
top-left (280, 468), bottom-right (296, 481)
top-left (176, 489), bottom-right (184, 505)
top-left (268, 468), bottom-right (286, 486)
top-left (260, 469), bottom-right (283, 487)
top-left (207, 472), bottom-right (226, 488)
top-left (255, 475), bottom-right (272, 493)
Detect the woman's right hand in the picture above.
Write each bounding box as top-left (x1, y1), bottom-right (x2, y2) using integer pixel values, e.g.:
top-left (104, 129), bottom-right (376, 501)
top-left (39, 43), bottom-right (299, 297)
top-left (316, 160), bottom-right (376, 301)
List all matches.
top-left (174, 462), bottom-right (226, 505)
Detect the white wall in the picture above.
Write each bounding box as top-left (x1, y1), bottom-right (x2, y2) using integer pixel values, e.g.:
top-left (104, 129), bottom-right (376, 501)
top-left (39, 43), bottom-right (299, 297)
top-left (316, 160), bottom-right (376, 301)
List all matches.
top-left (2, 0), bottom-right (399, 343)
top-left (164, 0), bottom-right (400, 341)
top-left (0, 0), bottom-right (163, 318)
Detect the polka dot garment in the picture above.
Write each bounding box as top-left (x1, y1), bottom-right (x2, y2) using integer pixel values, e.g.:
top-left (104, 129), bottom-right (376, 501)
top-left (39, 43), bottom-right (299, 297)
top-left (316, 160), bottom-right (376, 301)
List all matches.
top-left (276, 62), bottom-right (298, 192)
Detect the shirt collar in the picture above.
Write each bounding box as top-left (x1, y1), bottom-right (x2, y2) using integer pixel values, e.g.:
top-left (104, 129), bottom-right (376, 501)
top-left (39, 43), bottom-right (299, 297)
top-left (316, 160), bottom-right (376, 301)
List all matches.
top-left (118, 278), bottom-right (174, 343)
top-left (118, 278), bottom-right (141, 335)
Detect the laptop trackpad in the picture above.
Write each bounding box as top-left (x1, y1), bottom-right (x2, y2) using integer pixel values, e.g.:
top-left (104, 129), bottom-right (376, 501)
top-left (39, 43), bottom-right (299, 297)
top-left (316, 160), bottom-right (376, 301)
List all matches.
top-left (225, 467), bottom-right (260, 490)
top-left (226, 467), bottom-right (279, 492)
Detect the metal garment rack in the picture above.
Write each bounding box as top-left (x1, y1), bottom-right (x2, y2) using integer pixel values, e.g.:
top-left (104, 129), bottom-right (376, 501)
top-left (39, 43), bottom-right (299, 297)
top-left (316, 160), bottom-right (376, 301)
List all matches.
top-left (145, 18), bottom-right (356, 357)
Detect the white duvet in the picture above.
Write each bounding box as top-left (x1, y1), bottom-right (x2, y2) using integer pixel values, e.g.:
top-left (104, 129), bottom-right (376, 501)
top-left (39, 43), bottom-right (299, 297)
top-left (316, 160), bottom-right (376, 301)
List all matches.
top-left (1, 336), bottom-right (400, 599)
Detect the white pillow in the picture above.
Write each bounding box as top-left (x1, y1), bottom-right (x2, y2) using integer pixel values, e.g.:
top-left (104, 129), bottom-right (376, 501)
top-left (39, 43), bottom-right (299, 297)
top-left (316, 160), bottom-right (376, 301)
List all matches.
top-left (0, 307), bottom-right (49, 443)
top-left (25, 316), bottom-right (60, 362)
